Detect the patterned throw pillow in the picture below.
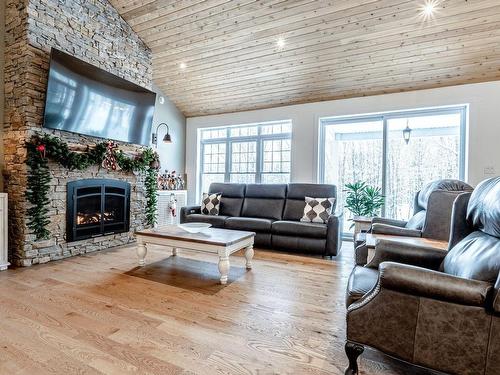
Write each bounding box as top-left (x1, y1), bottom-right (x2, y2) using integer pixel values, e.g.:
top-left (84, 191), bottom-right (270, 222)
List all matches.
top-left (201, 192), bottom-right (221, 215)
top-left (300, 197), bottom-right (336, 224)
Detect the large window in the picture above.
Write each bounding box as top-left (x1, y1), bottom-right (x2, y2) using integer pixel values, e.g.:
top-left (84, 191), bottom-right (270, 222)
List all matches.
top-left (199, 121), bottom-right (292, 194)
top-left (319, 106), bottom-right (466, 234)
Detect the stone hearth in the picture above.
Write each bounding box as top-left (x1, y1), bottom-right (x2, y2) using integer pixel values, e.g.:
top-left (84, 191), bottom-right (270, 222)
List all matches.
top-left (4, 0), bottom-right (153, 266)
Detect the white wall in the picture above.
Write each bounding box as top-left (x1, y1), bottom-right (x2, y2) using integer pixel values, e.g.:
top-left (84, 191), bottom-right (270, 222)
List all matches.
top-left (152, 85), bottom-right (186, 176)
top-left (186, 81), bottom-right (500, 204)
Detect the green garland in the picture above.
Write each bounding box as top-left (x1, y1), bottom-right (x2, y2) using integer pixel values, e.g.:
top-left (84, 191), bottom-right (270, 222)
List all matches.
top-left (26, 133), bottom-right (159, 240)
top-left (145, 168), bottom-right (158, 226)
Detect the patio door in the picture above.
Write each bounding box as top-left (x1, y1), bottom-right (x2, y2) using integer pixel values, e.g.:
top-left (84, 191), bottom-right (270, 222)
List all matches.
top-left (319, 106), bottom-right (466, 235)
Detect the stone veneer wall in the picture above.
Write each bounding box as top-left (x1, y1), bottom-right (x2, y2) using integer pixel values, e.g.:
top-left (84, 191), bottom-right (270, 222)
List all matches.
top-left (4, 0), bottom-right (153, 266)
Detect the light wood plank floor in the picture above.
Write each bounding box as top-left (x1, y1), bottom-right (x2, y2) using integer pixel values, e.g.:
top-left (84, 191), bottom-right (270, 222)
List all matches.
top-left (0, 242), bottom-right (430, 375)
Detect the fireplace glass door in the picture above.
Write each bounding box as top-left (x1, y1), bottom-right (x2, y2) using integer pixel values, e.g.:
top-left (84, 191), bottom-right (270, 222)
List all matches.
top-left (67, 179), bottom-right (130, 242)
top-left (103, 187), bottom-right (127, 232)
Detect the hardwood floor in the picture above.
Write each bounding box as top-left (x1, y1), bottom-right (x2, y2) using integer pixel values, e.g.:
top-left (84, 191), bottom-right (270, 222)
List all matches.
top-left (0, 242), bottom-right (428, 375)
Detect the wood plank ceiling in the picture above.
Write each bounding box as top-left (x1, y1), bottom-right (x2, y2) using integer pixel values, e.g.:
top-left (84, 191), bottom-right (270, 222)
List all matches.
top-left (110, 0), bottom-right (500, 117)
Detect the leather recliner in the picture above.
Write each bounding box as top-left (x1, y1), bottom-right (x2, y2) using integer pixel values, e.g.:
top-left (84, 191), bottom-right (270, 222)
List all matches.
top-left (344, 177), bottom-right (500, 375)
top-left (180, 183), bottom-right (343, 256)
top-left (354, 179), bottom-right (473, 265)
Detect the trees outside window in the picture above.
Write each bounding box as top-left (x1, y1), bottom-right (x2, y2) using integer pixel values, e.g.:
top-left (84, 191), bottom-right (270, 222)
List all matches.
top-left (319, 106), bottom-right (466, 235)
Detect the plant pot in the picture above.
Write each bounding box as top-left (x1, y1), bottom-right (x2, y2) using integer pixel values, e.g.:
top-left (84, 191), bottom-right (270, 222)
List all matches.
top-left (352, 216), bottom-right (373, 238)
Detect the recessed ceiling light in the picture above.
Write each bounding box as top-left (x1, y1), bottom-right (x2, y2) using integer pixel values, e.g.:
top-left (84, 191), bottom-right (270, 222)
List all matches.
top-left (421, 0), bottom-right (438, 17)
top-left (276, 36), bottom-right (286, 49)
top-left (179, 62), bottom-right (187, 70)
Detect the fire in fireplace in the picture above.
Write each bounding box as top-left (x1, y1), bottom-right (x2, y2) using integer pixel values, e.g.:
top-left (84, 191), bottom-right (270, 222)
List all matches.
top-left (67, 179), bottom-right (130, 242)
top-left (76, 211), bottom-right (116, 226)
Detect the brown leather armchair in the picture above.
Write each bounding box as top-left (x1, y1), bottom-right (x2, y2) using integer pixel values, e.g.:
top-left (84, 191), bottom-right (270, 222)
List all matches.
top-left (344, 177), bottom-right (500, 375)
top-left (354, 179), bottom-right (473, 266)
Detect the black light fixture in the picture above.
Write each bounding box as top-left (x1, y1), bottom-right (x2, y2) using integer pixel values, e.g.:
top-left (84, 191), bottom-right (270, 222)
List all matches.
top-left (403, 120), bottom-right (412, 144)
top-left (152, 122), bottom-right (172, 147)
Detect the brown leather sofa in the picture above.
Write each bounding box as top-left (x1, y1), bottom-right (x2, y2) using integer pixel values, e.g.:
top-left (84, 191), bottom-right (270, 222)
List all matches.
top-left (344, 177), bottom-right (500, 375)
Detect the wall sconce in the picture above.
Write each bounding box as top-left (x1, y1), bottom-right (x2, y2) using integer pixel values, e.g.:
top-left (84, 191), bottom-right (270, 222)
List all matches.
top-left (403, 120), bottom-right (412, 144)
top-left (152, 122), bottom-right (172, 147)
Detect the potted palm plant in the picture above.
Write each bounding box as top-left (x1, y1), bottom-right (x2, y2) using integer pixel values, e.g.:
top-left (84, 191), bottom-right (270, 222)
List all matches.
top-left (344, 181), bottom-right (384, 236)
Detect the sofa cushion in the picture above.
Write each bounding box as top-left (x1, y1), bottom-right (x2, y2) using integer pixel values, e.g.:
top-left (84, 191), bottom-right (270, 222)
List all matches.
top-left (284, 183), bottom-right (336, 221)
top-left (346, 266), bottom-right (379, 307)
top-left (209, 183), bottom-right (246, 217)
top-left (272, 220), bottom-right (327, 238)
top-left (241, 184), bottom-right (287, 220)
top-left (405, 210), bottom-right (426, 230)
top-left (224, 217), bottom-right (274, 232)
top-left (183, 214), bottom-right (228, 227)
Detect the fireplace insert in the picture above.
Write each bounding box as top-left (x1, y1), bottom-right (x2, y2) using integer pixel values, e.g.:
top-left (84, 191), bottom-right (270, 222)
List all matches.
top-left (67, 179), bottom-right (130, 242)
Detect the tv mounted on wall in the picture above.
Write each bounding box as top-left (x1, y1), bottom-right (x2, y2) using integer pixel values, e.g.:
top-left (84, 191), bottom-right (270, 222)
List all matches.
top-left (43, 48), bottom-right (156, 146)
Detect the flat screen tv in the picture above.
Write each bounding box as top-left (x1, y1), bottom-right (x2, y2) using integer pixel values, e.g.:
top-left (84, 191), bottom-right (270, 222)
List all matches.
top-left (43, 48), bottom-right (156, 146)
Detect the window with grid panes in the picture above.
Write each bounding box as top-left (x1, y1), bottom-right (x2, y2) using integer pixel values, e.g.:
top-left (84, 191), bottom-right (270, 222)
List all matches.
top-left (199, 121), bottom-right (292, 195)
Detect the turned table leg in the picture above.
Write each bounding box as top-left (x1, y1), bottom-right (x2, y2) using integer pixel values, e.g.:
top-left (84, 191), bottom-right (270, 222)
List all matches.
top-left (218, 255), bottom-right (230, 285)
top-left (245, 245), bottom-right (254, 269)
top-left (137, 241), bottom-right (147, 266)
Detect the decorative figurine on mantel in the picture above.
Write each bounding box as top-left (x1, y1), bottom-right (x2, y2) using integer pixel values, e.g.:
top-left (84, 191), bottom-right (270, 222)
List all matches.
top-left (102, 141), bottom-right (121, 171)
top-left (158, 170), bottom-right (185, 190)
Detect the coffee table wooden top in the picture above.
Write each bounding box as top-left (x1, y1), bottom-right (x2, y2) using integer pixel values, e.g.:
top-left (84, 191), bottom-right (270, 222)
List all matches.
top-left (364, 233), bottom-right (448, 251)
top-left (136, 225), bottom-right (255, 246)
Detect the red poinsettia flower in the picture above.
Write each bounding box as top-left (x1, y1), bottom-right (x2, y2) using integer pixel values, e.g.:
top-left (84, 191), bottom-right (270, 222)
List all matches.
top-left (36, 144), bottom-right (46, 152)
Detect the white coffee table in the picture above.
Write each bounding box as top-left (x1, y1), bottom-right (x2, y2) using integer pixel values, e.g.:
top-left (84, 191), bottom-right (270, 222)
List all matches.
top-left (135, 225), bottom-right (255, 284)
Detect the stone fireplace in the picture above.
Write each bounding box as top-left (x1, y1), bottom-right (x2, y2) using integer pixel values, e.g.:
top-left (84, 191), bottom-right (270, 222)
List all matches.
top-left (66, 179), bottom-right (131, 243)
top-left (4, 0), bottom-right (154, 266)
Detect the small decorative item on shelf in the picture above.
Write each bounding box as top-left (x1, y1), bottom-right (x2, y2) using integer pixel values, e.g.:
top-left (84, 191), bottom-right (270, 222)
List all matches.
top-left (168, 193), bottom-right (177, 224)
top-left (101, 141), bottom-right (121, 171)
top-left (157, 170), bottom-right (185, 190)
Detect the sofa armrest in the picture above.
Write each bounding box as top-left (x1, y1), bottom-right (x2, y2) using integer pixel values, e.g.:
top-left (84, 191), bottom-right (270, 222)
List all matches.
top-left (326, 210), bottom-right (343, 256)
top-left (180, 205), bottom-right (201, 223)
top-left (354, 243), bottom-right (369, 266)
top-left (379, 262), bottom-right (493, 307)
top-left (371, 217), bottom-right (408, 228)
top-left (366, 239), bottom-right (446, 270)
top-left (371, 223), bottom-right (421, 237)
